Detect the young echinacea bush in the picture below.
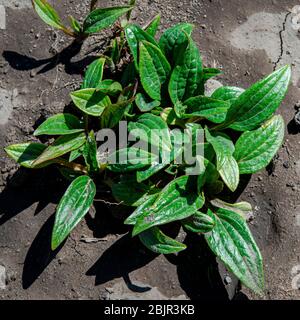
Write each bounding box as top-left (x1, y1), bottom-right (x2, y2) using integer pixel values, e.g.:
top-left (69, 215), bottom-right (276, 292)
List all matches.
top-left (5, 0), bottom-right (291, 295)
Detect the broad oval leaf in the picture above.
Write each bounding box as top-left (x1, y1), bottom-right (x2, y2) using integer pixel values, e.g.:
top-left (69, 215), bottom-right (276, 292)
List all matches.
top-left (136, 144), bottom-right (183, 183)
top-left (182, 211), bottom-right (215, 233)
top-left (176, 96), bottom-right (230, 124)
top-left (107, 147), bottom-right (154, 172)
top-left (70, 88), bottom-right (111, 116)
top-left (32, 0), bottom-right (64, 30)
top-left (51, 175), bottom-right (96, 250)
top-left (83, 6), bottom-right (134, 34)
top-left (135, 93), bottom-right (160, 112)
top-left (34, 113), bottom-right (84, 136)
top-left (211, 86), bottom-right (245, 101)
top-left (139, 227), bottom-right (186, 254)
top-left (160, 108), bottom-right (184, 127)
top-left (128, 113), bottom-right (172, 151)
top-left (125, 193), bottom-right (159, 225)
top-left (159, 23), bottom-right (194, 66)
top-left (205, 128), bottom-right (239, 192)
top-left (132, 176), bottom-right (205, 236)
top-left (139, 41), bottom-right (171, 101)
top-left (144, 14), bottom-right (161, 37)
top-left (169, 37), bottom-right (203, 104)
top-left (210, 198), bottom-right (252, 220)
top-left (69, 145), bottom-right (84, 162)
top-left (233, 115), bottom-right (285, 174)
top-left (125, 24), bottom-right (157, 69)
top-left (100, 99), bottom-right (133, 129)
top-left (4, 142), bottom-right (51, 168)
top-left (221, 65), bottom-right (291, 131)
top-left (82, 58), bottom-right (105, 89)
top-left (83, 131), bottom-right (99, 174)
top-left (205, 208), bottom-right (264, 295)
top-left (96, 80), bottom-right (122, 96)
top-left (33, 132), bottom-right (86, 166)
top-left (112, 175), bottom-right (158, 207)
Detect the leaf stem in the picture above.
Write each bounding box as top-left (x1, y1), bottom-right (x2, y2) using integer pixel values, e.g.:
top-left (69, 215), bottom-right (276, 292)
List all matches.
top-left (55, 158), bottom-right (88, 174)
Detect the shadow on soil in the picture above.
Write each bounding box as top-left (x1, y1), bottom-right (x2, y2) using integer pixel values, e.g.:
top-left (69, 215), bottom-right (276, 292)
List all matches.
top-left (2, 40), bottom-right (97, 75)
top-left (0, 166), bottom-right (252, 299)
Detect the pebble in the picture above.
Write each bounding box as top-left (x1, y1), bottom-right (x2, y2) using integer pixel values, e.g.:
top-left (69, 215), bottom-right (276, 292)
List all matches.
top-left (224, 276), bottom-right (232, 285)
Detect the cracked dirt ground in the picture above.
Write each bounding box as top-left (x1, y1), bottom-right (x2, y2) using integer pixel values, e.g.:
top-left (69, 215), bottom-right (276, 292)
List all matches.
top-left (0, 0), bottom-right (300, 300)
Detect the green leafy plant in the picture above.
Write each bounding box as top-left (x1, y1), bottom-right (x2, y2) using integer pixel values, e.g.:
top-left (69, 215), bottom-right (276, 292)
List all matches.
top-left (31, 0), bottom-right (135, 40)
top-left (5, 3), bottom-right (291, 296)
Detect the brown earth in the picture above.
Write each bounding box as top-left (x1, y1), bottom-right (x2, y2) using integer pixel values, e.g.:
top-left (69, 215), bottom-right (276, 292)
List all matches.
top-left (0, 0), bottom-right (299, 300)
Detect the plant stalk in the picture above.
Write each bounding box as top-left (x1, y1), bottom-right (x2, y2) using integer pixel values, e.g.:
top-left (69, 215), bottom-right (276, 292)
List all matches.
top-left (55, 158), bottom-right (88, 174)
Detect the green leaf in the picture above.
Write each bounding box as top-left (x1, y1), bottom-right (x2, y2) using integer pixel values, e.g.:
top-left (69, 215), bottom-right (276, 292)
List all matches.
top-left (145, 14), bottom-right (161, 37)
top-left (139, 40), bottom-right (171, 101)
top-left (205, 128), bottom-right (239, 192)
top-left (169, 37), bottom-right (203, 105)
top-left (83, 6), bottom-right (134, 34)
top-left (198, 160), bottom-right (219, 191)
top-left (125, 193), bottom-right (159, 225)
top-left (182, 211), bottom-right (215, 233)
top-left (125, 24), bottom-right (157, 69)
top-left (32, 0), bottom-right (64, 30)
top-left (202, 68), bottom-right (222, 81)
top-left (34, 113), bottom-right (84, 136)
top-left (133, 176), bottom-right (205, 236)
top-left (139, 227), bottom-right (186, 254)
top-left (51, 176), bottom-right (96, 250)
top-left (112, 175), bottom-right (158, 206)
top-left (136, 130), bottom-right (184, 182)
top-left (211, 86), bottom-right (244, 101)
top-left (4, 142), bottom-right (51, 168)
top-left (100, 99), bottom-right (132, 129)
top-left (205, 208), bottom-right (264, 295)
top-left (159, 23), bottom-right (194, 65)
top-left (96, 80), bottom-right (122, 96)
top-left (233, 115), bottom-right (284, 174)
top-left (82, 58), bottom-right (105, 89)
top-left (83, 131), bottom-right (99, 174)
top-left (69, 145), bottom-right (84, 162)
top-left (210, 198), bottom-right (252, 220)
top-left (33, 132), bottom-right (86, 166)
top-left (135, 93), bottom-right (160, 112)
top-left (220, 65), bottom-right (291, 131)
top-left (107, 147), bottom-right (154, 172)
top-left (109, 38), bottom-right (120, 64)
top-left (69, 16), bottom-right (82, 33)
top-left (70, 88), bottom-right (111, 116)
top-left (128, 113), bottom-right (172, 151)
top-left (160, 108), bottom-right (184, 127)
top-left (175, 96), bottom-right (230, 124)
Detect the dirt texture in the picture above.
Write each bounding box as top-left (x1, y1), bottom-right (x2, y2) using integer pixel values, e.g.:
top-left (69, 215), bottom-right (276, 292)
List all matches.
top-left (0, 0), bottom-right (299, 300)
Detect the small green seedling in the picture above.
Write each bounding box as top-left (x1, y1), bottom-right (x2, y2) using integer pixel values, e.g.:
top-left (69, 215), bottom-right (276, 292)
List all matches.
top-left (31, 0), bottom-right (135, 40)
top-left (5, 2), bottom-right (291, 296)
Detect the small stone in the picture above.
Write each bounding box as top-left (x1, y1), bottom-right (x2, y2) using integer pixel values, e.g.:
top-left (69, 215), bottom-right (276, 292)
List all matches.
top-left (224, 276), bottom-right (232, 285)
top-left (294, 110), bottom-right (300, 126)
top-left (283, 161), bottom-right (289, 169)
top-left (30, 70), bottom-right (36, 78)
